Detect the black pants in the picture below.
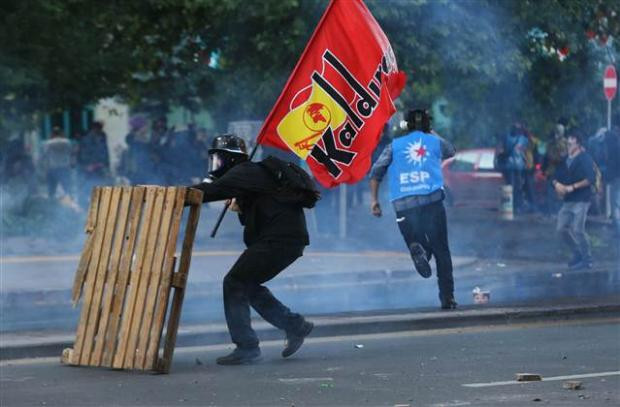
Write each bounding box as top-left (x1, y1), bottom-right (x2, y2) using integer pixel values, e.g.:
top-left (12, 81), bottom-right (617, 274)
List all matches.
top-left (223, 241), bottom-right (306, 349)
top-left (395, 200), bottom-right (454, 301)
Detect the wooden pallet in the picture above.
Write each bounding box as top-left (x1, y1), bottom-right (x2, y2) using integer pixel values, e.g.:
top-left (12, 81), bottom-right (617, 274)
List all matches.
top-left (61, 186), bottom-right (203, 373)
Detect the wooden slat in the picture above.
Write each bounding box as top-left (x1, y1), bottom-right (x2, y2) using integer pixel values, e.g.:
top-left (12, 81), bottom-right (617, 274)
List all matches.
top-left (134, 187), bottom-right (178, 369)
top-left (101, 187), bottom-right (146, 367)
top-left (124, 187), bottom-right (166, 369)
top-left (71, 188), bottom-right (101, 305)
top-left (184, 188), bottom-right (203, 206)
top-left (90, 187), bottom-right (132, 366)
top-left (81, 187), bottom-right (123, 365)
top-left (159, 192), bottom-right (202, 373)
top-left (85, 187), bottom-right (101, 233)
top-left (144, 188), bottom-right (186, 368)
top-left (68, 186), bottom-right (202, 372)
top-left (170, 272), bottom-right (185, 289)
top-left (113, 187), bottom-right (158, 369)
top-left (71, 187), bottom-right (113, 364)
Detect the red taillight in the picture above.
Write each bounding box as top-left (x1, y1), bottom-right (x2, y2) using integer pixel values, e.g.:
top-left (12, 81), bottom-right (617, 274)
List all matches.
top-left (535, 163), bottom-right (541, 170)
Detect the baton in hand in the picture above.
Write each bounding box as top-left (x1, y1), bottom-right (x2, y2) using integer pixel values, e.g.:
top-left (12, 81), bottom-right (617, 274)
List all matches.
top-left (210, 200), bottom-right (230, 238)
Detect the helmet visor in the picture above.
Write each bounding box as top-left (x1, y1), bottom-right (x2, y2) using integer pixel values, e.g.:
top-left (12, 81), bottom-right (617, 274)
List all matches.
top-left (209, 151), bottom-right (226, 174)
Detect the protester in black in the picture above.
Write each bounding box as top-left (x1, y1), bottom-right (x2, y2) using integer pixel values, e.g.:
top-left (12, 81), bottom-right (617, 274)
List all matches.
top-left (190, 134), bottom-right (313, 365)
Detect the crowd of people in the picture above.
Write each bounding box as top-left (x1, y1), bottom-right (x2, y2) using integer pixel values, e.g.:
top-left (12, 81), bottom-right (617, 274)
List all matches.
top-left (2, 122), bottom-right (112, 207)
top-left (1, 118), bottom-right (214, 211)
top-left (117, 117), bottom-right (210, 187)
top-left (495, 118), bottom-right (620, 269)
top-left (497, 118), bottom-right (620, 227)
top-left (2, 114), bottom-right (618, 241)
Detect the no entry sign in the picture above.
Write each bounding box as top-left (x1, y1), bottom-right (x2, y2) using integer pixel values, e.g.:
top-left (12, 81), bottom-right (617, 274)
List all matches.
top-left (604, 65), bottom-right (617, 101)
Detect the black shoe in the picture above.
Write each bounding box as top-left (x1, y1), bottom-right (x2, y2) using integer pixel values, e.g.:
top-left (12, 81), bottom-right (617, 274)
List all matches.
top-left (440, 297), bottom-right (458, 310)
top-left (282, 321), bottom-right (314, 358)
top-left (216, 347), bottom-right (262, 365)
top-left (409, 243), bottom-right (432, 278)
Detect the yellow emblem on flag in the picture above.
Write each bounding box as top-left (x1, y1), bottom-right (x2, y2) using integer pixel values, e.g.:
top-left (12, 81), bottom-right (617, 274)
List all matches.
top-left (277, 79), bottom-right (348, 159)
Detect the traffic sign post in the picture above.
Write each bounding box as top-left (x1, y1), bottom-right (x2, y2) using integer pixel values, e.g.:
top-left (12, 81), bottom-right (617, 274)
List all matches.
top-left (603, 65), bottom-right (617, 219)
top-left (604, 65), bottom-right (617, 130)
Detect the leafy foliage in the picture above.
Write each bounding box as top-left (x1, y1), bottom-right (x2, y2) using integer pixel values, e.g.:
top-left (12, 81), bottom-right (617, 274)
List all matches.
top-left (1, 0), bottom-right (618, 146)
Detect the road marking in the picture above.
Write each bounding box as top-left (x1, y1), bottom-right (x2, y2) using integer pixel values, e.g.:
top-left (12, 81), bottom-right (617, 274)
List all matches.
top-left (462, 371), bottom-right (620, 388)
top-left (0, 376), bottom-right (35, 382)
top-left (0, 250), bottom-right (409, 264)
top-left (1, 255), bottom-right (82, 264)
top-left (0, 357), bottom-right (58, 367)
top-left (278, 377), bottom-right (333, 384)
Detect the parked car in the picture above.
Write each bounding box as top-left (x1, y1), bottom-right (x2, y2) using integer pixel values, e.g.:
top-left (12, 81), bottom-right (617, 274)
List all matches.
top-left (441, 148), bottom-right (545, 209)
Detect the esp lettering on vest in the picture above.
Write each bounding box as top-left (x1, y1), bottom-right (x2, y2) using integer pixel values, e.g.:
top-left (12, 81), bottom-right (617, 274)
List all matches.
top-left (399, 171), bottom-right (431, 184)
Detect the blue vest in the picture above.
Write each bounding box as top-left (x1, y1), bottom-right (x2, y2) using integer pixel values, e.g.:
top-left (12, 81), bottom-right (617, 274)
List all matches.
top-left (387, 131), bottom-right (444, 201)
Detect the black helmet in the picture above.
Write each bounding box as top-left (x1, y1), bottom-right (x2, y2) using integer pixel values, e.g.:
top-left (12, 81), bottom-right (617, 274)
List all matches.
top-left (406, 109), bottom-right (432, 133)
top-left (209, 133), bottom-right (248, 155)
top-left (208, 134), bottom-right (249, 178)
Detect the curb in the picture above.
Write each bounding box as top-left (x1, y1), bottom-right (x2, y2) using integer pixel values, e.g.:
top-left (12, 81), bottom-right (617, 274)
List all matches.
top-left (2, 302), bottom-right (618, 361)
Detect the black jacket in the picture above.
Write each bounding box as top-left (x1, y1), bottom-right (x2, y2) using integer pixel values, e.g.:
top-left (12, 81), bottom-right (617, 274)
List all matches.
top-left (191, 161), bottom-right (309, 247)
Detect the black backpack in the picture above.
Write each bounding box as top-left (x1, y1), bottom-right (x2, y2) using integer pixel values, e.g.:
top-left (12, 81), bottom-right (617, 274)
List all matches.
top-left (258, 156), bottom-right (321, 208)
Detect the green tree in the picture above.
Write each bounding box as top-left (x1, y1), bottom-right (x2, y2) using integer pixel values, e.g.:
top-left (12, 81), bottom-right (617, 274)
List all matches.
top-left (372, 0), bottom-right (619, 145)
top-left (1, 0), bottom-right (618, 146)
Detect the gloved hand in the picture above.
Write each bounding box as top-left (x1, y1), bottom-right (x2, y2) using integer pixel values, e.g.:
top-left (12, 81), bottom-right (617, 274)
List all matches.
top-left (227, 198), bottom-right (242, 213)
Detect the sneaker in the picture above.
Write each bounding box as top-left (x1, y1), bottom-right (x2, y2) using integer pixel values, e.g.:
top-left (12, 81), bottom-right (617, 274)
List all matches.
top-left (409, 243), bottom-right (432, 278)
top-left (216, 347), bottom-right (262, 365)
top-left (440, 297), bottom-right (458, 310)
top-left (282, 321), bottom-right (314, 358)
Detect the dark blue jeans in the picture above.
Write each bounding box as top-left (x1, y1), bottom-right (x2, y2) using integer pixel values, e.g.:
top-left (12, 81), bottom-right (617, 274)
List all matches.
top-left (395, 200), bottom-right (454, 301)
top-left (556, 201), bottom-right (591, 261)
top-left (223, 241), bottom-right (306, 349)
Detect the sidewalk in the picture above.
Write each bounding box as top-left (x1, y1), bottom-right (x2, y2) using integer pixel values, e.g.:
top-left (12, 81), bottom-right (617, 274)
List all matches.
top-left (2, 248), bottom-right (618, 331)
top-left (0, 251), bottom-right (477, 332)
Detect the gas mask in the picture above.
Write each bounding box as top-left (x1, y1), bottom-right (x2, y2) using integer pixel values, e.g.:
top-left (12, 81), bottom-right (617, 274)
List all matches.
top-left (207, 134), bottom-right (248, 179)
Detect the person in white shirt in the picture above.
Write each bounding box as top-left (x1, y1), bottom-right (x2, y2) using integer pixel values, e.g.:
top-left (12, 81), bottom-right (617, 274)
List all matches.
top-left (41, 127), bottom-right (73, 199)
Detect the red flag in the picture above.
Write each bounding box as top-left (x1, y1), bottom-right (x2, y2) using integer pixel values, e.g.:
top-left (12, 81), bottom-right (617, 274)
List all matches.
top-left (256, 0), bottom-right (406, 188)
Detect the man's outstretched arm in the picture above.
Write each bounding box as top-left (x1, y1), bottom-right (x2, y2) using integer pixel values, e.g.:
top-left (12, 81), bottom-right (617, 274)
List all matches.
top-left (369, 178), bottom-right (382, 217)
top-left (368, 144), bottom-right (392, 217)
top-left (190, 162), bottom-right (273, 203)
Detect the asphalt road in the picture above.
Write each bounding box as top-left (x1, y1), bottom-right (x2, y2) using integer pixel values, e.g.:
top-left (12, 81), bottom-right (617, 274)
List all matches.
top-left (2, 318), bottom-right (618, 406)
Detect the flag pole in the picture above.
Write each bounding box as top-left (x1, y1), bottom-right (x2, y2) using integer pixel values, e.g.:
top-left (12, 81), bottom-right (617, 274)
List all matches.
top-left (210, 0), bottom-right (337, 238)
